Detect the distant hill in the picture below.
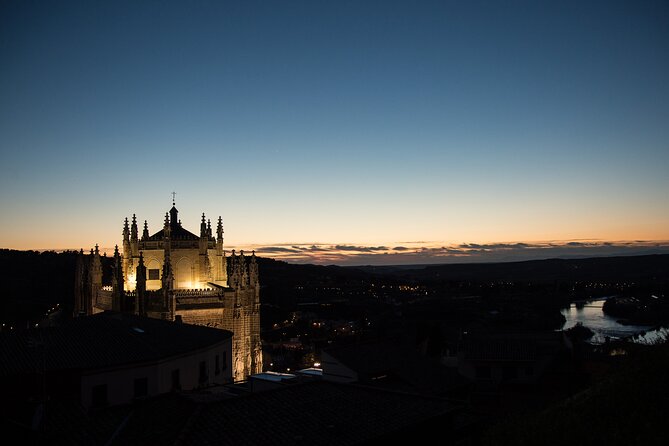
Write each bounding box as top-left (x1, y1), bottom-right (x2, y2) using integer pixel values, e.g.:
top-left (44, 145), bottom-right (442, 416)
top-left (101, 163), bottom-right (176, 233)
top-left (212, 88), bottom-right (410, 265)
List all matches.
top-left (352, 254), bottom-right (669, 283)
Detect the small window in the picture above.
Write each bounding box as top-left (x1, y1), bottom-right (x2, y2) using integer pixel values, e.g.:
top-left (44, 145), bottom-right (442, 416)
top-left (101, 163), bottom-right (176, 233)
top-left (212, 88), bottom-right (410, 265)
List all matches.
top-left (199, 361), bottom-right (208, 384)
top-left (134, 377), bottom-right (148, 398)
top-left (215, 355), bottom-right (220, 376)
top-left (91, 384), bottom-right (108, 407)
top-left (148, 269), bottom-right (160, 280)
top-left (476, 366), bottom-right (491, 380)
top-left (503, 367), bottom-right (517, 381)
top-left (171, 369), bottom-right (181, 390)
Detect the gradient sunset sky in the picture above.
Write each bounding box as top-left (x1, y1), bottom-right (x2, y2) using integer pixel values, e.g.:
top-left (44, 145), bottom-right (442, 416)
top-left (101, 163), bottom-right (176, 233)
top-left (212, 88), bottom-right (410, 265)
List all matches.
top-left (1, 0), bottom-right (668, 265)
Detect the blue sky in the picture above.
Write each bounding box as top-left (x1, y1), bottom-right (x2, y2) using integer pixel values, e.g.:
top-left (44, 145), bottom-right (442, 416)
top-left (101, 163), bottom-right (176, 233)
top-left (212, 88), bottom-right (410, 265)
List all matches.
top-left (1, 0), bottom-right (668, 264)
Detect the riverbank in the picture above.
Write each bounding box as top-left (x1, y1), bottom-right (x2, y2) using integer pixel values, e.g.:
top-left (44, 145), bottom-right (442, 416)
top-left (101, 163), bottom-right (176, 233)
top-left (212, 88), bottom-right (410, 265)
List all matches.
top-left (560, 298), bottom-right (664, 344)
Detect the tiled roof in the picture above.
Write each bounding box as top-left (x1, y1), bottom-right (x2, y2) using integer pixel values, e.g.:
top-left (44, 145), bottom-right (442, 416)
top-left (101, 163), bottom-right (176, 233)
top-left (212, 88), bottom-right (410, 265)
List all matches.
top-left (183, 381), bottom-right (457, 446)
top-left (324, 339), bottom-right (467, 394)
top-left (9, 382), bottom-right (463, 445)
top-left (0, 312), bottom-right (232, 375)
top-left (323, 339), bottom-right (411, 376)
top-left (148, 225), bottom-right (199, 241)
top-left (5, 393), bottom-right (198, 446)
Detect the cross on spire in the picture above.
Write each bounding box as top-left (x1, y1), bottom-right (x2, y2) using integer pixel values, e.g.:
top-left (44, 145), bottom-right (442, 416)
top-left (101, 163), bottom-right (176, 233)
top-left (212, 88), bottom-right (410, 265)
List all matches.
top-left (171, 191), bottom-right (177, 206)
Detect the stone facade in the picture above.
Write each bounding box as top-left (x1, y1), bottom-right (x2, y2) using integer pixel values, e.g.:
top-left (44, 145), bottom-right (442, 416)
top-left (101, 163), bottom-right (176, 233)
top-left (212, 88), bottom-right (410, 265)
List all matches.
top-left (75, 203), bottom-right (262, 381)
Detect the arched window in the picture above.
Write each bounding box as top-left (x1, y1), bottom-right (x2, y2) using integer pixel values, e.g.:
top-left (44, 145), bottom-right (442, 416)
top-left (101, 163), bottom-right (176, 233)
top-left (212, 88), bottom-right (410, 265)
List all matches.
top-left (176, 257), bottom-right (193, 288)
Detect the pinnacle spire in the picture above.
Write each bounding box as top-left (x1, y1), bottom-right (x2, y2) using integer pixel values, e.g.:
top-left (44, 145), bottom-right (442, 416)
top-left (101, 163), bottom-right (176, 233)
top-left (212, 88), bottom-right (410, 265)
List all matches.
top-left (131, 214), bottom-right (138, 241)
top-left (200, 212), bottom-right (207, 237)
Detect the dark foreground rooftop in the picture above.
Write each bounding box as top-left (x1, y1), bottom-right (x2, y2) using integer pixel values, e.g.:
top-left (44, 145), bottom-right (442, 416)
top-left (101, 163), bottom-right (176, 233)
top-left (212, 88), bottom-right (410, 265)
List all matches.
top-left (7, 381), bottom-right (473, 445)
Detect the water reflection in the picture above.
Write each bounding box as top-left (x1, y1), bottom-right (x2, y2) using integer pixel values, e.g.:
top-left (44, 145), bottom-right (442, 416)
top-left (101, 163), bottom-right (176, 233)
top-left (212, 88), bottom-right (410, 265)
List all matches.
top-left (561, 298), bottom-right (668, 344)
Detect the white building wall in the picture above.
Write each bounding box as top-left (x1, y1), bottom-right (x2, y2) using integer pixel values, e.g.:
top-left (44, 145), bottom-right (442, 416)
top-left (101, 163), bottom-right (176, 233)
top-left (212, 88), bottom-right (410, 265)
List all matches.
top-left (80, 338), bottom-right (232, 408)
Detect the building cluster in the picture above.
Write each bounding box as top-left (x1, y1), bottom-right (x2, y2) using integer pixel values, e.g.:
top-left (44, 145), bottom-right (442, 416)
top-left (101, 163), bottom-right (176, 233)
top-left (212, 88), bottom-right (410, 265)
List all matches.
top-left (0, 311), bottom-right (478, 444)
top-left (0, 202), bottom-right (591, 444)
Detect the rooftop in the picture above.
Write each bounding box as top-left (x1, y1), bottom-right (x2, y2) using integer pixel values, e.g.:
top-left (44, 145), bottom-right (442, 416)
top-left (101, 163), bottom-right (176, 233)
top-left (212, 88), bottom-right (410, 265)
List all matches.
top-left (9, 381), bottom-right (467, 445)
top-left (0, 312), bottom-right (232, 375)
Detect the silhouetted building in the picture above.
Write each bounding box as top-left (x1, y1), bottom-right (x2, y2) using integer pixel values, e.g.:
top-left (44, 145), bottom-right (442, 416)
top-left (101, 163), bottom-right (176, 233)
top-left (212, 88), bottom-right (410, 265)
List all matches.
top-left (74, 201), bottom-right (262, 381)
top-left (457, 332), bottom-right (572, 384)
top-left (322, 338), bottom-right (467, 396)
top-left (0, 312), bottom-right (232, 409)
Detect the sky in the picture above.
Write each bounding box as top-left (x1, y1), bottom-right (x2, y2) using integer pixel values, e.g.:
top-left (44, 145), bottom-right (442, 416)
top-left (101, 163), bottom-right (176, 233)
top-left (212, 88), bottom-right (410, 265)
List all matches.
top-left (1, 0), bottom-right (668, 265)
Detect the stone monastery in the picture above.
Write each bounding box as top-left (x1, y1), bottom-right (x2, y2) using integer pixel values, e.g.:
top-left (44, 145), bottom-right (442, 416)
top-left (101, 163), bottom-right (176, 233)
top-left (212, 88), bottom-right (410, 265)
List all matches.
top-left (74, 200), bottom-right (262, 381)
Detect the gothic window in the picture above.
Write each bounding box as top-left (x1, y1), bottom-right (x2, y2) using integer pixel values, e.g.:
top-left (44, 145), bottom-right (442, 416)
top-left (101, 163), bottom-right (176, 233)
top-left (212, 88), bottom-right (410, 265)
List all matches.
top-left (176, 258), bottom-right (193, 288)
top-left (148, 269), bottom-right (160, 280)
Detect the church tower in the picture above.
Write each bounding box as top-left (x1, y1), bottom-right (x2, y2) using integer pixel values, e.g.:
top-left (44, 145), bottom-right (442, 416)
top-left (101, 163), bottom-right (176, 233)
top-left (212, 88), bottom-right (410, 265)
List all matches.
top-left (79, 197), bottom-right (262, 381)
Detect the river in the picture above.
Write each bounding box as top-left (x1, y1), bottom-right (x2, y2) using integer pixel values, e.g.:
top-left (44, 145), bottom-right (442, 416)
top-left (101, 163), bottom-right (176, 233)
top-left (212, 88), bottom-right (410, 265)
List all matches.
top-left (561, 298), bottom-right (669, 344)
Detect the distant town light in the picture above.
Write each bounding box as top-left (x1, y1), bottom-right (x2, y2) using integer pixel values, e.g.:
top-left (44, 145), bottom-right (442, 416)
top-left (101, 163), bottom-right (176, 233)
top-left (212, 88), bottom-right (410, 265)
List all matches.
top-left (314, 362), bottom-right (321, 367)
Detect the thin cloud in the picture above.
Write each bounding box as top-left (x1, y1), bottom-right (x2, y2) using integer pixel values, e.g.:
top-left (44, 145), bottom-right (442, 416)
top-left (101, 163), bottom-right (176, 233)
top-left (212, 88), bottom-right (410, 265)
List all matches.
top-left (254, 246), bottom-right (302, 253)
top-left (334, 245), bottom-right (388, 252)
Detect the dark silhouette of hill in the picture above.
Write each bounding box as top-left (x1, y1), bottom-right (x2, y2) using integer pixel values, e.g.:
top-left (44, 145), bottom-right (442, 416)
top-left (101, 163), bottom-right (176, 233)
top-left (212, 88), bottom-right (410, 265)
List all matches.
top-left (256, 257), bottom-right (368, 286)
top-left (354, 254), bottom-right (669, 283)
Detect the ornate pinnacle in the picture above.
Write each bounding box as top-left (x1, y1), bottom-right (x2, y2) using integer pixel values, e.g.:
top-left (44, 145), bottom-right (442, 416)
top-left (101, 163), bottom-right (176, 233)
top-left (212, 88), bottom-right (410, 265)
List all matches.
top-left (217, 216), bottom-right (224, 239)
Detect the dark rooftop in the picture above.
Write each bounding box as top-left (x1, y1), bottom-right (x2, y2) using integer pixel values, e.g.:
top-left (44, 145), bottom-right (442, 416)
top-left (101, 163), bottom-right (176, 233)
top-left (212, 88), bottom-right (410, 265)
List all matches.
top-left (0, 312), bottom-right (232, 375)
top-left (11, 381), bottom-right (464, 445)
top-left (148, 224), bottom-right (200, 241)
top-left (182, 381), bottom-right (459, 446)
top-left (461, 332), bottom-right (567, 362)
top-left (324, 338), bottom-right (467, 395)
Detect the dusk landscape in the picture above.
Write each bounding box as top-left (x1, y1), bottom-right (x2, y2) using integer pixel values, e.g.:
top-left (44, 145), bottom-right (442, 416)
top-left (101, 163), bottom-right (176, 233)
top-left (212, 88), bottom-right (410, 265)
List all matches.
top-left (1, 1), bottom-right (668, 444)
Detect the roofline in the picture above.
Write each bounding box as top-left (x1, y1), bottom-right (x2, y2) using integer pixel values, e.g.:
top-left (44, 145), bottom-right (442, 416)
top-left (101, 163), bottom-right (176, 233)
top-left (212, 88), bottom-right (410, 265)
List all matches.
top-left (79, 336), bottom-right (233, 376)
